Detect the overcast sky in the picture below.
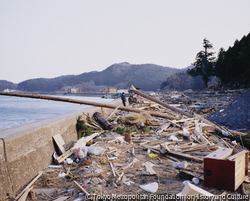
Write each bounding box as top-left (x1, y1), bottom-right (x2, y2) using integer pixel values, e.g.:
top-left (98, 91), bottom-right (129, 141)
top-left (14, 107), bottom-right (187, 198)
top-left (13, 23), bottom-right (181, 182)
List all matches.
top-left (0, 0), bottom-right (249, 83)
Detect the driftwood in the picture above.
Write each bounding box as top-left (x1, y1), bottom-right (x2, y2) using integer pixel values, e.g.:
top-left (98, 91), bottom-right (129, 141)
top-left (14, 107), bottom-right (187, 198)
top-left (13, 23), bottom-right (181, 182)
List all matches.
top-left (0, 92), bottom-right (177, 120)
top-left (93, 112), bottom-right (113, 130)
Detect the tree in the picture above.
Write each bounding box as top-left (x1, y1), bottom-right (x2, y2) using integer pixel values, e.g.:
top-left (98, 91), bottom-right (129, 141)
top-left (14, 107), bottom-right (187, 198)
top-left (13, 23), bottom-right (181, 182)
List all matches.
top-left (214, 32), bottom-right (250, 88)
top-left (187, 38), bottom-right (216, 88)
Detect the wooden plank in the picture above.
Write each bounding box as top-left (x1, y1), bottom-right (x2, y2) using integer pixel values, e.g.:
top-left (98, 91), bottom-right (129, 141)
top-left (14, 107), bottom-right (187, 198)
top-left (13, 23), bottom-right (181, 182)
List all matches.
top-left (116, 172), bottom-right (124, 183)
top-left (227, 150), bottom-right (248, 161)
top-left (15, 172), bottom-right (43, 201)
top-left (178, 183), bottom-right (214, 196)
top-left (234, 154), bottom-right (246, 189)
top-left (120, 158), bottom-right (138, 171)
top-left (204, 148), bottom-right (233, 159)
top-left (156, 123), bottom-right (171, 134)
top-left (145, 162), bottom-right (156, 175)
top-left (53, 134), bottom-right (66, 154)
top-left (53, 196), bottom-right (70, 201)
top-left (169, 151), bottom-right (203, 163)
top-left (180, 143), bottom-right (208, 153)
top-left (175, 118), bottom-right (195, 123)
top-left (106, 106), bottom-right (120, 120)
top-left (18, 187), bottom-right (32, 201)
top-left (138, 104), bottom-right (159, 110)
top-left (109, 161), bottom-right (117, 177)
top-left (73, 181), bottom-right (90, 196)
top-left (193, 130), bottom-right (212, 145)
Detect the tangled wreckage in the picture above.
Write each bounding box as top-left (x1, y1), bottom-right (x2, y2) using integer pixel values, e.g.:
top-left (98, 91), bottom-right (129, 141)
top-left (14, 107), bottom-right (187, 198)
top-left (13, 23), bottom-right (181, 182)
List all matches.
top-left (0, 86), bottom-right (250, 201)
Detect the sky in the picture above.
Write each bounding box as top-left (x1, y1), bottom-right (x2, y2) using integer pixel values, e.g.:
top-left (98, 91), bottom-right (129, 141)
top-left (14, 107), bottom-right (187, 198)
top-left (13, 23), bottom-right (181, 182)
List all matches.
top-left (0, 0), bottom-right (250, 83)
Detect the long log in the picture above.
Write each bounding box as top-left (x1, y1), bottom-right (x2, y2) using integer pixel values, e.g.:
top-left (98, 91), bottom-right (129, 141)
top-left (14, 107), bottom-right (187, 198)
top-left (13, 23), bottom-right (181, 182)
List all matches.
top-left (93, 112), bottom-right (113, 130)
top-left (129, 85), bottom-right (193, 118)
top-left (0, 92), bottom-right (177, 120)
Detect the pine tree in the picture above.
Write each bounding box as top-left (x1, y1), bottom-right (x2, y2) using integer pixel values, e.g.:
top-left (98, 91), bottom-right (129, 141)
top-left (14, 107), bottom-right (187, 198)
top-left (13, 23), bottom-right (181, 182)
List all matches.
top-left (187, 38), bottom-right (216, 88)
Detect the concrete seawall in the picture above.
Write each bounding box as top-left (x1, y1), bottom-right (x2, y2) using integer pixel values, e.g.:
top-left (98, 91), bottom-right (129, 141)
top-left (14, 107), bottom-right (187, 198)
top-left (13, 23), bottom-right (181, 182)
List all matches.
top-left (0, 100), bottom-right (123, 200)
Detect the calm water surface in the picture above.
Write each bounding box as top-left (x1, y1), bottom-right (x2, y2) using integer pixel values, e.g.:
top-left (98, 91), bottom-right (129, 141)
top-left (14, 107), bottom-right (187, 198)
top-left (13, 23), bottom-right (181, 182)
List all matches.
top-left (0, 95), bottom-right (114, 131)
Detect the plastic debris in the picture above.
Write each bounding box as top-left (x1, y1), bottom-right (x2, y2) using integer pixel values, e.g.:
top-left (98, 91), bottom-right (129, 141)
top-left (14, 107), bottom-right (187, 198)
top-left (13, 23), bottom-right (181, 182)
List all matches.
top-left (66, 158), bottom-right (73, 164)
top-left (192, 177), bottom-right (199, 184)
top-left (169, 135), bottom-right (183, 142)
top-left (182, 180), bottom-right (191, 186)
top-left (58, 172), bottom-right (66, 178)
top-left (87, 146), bottom-right (105, 155)
top-left (148, 154), bottom-right (158, 158)
top-left (172, 161), bottom-right (188, 169)
top-left (47, 165), bottom-right (63, 168)
top-left (73, 146), bottom-right (87, 159)
top-left (139, 182), bottom-right (158, 193)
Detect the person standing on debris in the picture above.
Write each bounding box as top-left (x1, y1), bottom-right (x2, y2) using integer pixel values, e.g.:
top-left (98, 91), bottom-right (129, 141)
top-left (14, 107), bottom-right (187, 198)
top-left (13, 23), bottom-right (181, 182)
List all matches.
top-left (121, 92), bottom-right (126, 106)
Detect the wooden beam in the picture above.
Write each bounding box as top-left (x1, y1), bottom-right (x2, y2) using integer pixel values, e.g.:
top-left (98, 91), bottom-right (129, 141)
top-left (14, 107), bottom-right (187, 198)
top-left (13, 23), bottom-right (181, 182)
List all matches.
top-left (145, 161), bottom-right (156, 175)
top-left (106, 106), bottom-right (120, 120)
top-left (0, 92), bottom-right (177, 120)
top-left (53, 134), bottom-right (66, 154)
top-left (204, 147), bottom-right (233, 159)
top-left (129, 85), bottom-right (193, 118)
top-left (73, 181), bottom-right (90, 196)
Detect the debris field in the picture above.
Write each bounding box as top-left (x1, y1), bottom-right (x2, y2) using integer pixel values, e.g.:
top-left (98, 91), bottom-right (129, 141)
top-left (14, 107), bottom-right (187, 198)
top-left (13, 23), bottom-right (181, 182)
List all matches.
top-left (11, 89), bottom-right (250, 201)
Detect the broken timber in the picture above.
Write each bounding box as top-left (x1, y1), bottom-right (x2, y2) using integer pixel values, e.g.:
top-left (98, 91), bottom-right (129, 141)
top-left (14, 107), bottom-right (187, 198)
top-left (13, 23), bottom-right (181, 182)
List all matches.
top-left (0, 92), bottom-right (177, 120)
top-left (129, 85), bottom-right (247, 137)
top-left (129, 85), bottom-right (193, 118)
top-left (55, 132), bottom-right (100, 164)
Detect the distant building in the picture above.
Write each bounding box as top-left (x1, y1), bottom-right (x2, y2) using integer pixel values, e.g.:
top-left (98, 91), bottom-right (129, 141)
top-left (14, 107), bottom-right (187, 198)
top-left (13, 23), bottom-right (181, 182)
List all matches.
top-left (67, 87), bottom-right (82, 93)
top-left (102, 87), bottom-right (117, 94)
top-left (4, 89), bottom-right (17, 93)
top-left (117, 89), bottom-right (129, 94)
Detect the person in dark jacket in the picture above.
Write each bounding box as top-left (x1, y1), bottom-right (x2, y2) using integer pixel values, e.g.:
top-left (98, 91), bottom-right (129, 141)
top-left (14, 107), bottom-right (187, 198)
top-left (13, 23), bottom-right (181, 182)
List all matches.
top-left (121, 92), bottom-right (126, 106)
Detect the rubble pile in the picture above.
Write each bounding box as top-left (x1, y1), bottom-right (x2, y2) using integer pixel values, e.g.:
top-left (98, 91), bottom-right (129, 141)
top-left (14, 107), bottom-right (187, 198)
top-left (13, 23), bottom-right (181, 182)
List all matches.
top-left (160, 90), bottom-right (244, 115)
top-left (206, 89), bottom-right (250, 133)
top-left (12, 89), bottom-right (250, 201)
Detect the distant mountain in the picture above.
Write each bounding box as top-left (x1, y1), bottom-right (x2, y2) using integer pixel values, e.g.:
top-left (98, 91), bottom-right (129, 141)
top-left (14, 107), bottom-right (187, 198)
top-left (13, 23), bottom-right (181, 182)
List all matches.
top-left (0, 80), bottom-right (17, 91)
top-left (14, 62), bottom-right (182, 92)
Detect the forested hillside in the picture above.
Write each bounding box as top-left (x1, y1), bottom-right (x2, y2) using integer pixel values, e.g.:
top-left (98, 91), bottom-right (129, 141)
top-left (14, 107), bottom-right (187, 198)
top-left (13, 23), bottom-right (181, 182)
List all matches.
top-left (0, 80), bottom-right (17, 91)
top-left (16, 62), bottom-right (180, 92)
top-left (215, 32), bottom-right (250, 88)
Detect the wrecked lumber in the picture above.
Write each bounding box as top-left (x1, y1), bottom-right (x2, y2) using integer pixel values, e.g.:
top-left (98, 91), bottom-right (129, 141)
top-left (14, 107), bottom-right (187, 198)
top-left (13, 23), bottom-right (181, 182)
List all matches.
top-left (129, 85), bottom-right (193, 118)
top-left (55, 132), bottom-right (100, 164)
top-left (0, 92), bottom-right (177, 120)
top-left (194, 113), bottom-right (235, 137)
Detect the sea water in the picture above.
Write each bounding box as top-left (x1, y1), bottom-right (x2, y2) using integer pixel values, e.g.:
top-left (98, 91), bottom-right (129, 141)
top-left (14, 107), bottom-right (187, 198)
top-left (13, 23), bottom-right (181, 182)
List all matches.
top-left (0, 95), bottom-right (114, 131)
